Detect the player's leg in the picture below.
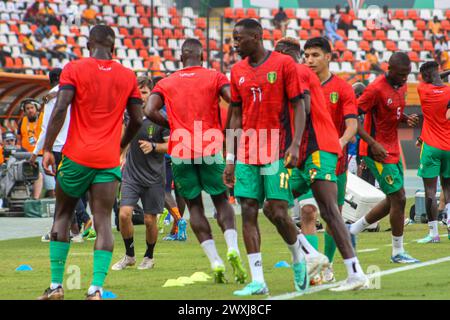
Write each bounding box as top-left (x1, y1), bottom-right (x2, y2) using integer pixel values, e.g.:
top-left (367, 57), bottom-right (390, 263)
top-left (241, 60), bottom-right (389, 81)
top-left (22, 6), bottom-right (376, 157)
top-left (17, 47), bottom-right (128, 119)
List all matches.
top-left (163, 158), bottom-right (184, 239)
top-left (172, 159), bottom-right (225, 282)
top-left (201, 155), bottom-right (247, 283)
top-left (112, 181), bottom-right (141, 270)
top-left (440, 149), bottom-right (450, 236)
top-left (138, 185), bottom-right (164, 269)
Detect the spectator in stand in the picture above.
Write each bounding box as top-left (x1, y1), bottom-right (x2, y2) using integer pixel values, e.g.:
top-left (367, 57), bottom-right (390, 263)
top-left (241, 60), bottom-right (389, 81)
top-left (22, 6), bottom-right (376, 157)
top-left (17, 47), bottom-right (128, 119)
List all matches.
top-left (428, 16), bottom-right (441, 41)
top-left (53, 33), bottom-right (77, 60)
top-left (366, 48), bottom-right (383, 73)
top-left (435, 36), bottom-right (448, 53)
top-left (334, 4), bottom-right (341, 24)
top-left (42, 32), bottom-right (65, 61)
top-left (39, 0), bottom-right (60, 27)
top-left (273, 7), bottom-right (289, 36)
top-left (338, 6), bottom-right (353, 35)
top-left (22, 33), bottom-right (48, 60)
top-left (376, 5), bottom-right (393, 30)
top-left (24, 2), bottom-right (40, 24)
top-left (60, 1), bottom-right (79, 24)
top-left (82, 4), bottom-right (98, 25)
top-left (325, 14), bottom-right (343, 44)
top-left (0, 43), bottom-right (10, 67)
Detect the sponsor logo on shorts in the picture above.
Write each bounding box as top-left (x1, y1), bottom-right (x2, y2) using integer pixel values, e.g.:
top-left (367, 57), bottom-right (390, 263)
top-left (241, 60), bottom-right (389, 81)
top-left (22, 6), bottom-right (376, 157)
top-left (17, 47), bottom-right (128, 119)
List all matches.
top-left (309, 168), bottom-right (317, 183)
top-left (385, 175), bottom-right (394, 185)
top-left (325, 174), bottom-right (331, 181)
top-left (267, 72), bottom-right (277, 84)
top-left (330, 92), bottom-right (339, 104)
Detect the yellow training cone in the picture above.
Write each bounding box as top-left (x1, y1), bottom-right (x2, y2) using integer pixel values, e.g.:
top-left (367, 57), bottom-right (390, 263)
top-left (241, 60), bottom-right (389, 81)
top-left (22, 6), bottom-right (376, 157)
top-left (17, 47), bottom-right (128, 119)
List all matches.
top-left (177, 276), bottom-right (195, 285)
top-left (162, 279), bottom-right (185, 287)
top-left (190, 272), bottom-right (211, 282)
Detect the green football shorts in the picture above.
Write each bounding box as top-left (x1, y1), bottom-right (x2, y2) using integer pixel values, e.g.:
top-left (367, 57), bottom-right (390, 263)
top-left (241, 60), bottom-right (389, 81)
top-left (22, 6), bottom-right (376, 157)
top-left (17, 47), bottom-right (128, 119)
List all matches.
top-left (290, 151), bottom-right (338, 198)
top-left (336, 173), bottom-right (347, 207)
top-left (171, 154), bottom-right (227, 200)
top-left (57, 156), bottom-right (121, 198)
top-left (418, 142), bottom-right (450, 179)
top-left (363, 156), bottom-right (404, 195)
top-left (234, 159), bottom-right (293, 207)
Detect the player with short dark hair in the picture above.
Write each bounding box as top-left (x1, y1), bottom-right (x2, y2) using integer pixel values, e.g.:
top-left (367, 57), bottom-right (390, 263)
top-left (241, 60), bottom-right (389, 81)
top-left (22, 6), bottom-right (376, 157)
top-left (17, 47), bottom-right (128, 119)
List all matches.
top-left (224, 20), bottom-right (309, 296)
top-left (145, 38), bottom-right (247, 285)
top-left (349, 52), bottom-right (420, 263)
top-left (302, 36), bottom-right (358, 282)
top-left (273, 37), bottom-right (368, 291)
top-left (38, 25), bottom-right (143, 300)
top-left (416, 61), bottom-right (450, 242)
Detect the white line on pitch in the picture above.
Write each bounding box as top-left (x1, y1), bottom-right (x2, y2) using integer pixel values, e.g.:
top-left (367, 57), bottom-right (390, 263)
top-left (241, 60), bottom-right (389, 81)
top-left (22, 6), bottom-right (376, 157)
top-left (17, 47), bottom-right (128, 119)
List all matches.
top-left (266, 255), bottom-right (450, 300)
top-left (357, 248), bottom-right (379, 253)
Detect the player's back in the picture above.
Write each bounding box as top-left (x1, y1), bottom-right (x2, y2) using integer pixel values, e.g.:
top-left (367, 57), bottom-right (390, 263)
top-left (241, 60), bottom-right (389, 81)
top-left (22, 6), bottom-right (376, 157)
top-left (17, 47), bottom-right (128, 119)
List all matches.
top-left (60, 57), bottom-right (141, 168)
top-left (418, 82), bottom-right (450, 150)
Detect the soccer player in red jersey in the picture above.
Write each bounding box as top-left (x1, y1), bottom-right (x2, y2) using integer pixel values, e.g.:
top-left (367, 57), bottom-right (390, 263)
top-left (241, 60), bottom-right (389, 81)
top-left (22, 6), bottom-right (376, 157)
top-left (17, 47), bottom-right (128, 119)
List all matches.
top-left (38, 25), bottom-right (143, 300)
top-left (302, 37), bottom-right (358, 282)
top-left (224, 19), bottom-right (309, 296)
top-left (416, 61), bottom-right (450, 242)
top-left (349, 52), bottom-right (421, 263)
top-left (273, 38), bottom-right (368, 292)
top-left (145, 39), bottom-right (248, 284)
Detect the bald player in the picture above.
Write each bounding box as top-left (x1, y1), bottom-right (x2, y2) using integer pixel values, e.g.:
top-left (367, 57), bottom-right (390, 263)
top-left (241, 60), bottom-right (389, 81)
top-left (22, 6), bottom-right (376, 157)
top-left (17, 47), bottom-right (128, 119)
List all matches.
top-left (349, 52), bottom-right (421, 263)
top-left (38, 25), bottom-right (143, 300)
top-left (145, 39), bottom-right (247, 285)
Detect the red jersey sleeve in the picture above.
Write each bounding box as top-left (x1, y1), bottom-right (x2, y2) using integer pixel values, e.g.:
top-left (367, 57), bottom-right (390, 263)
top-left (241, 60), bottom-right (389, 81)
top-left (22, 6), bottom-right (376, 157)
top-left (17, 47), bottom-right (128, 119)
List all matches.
top-left (152, 82), bottom-right (165, 102)
top-left (298, 67), bottom-right (311, 93)
top-left (128, 77), bottom-right (142, 105)
top-left (59, 62), bottom-right (76, 90)
top-left (216, 72), bottom-right (230, 94)
top-left (357, 83), bottom-right (378, 114)
top-left (230, 69), bottom-right (242, 107)
top-left (283, 58), bottom-right (303, 102)
top-left (341, 82), bottom-right (358, 119)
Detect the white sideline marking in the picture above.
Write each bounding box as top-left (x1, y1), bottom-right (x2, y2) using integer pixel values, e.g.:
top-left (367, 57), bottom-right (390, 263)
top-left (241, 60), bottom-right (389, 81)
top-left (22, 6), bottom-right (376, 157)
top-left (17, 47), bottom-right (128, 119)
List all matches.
top-left (357, 248), bottom-right (379, 253)
top-left (266, 255), bottom-right (450, 300)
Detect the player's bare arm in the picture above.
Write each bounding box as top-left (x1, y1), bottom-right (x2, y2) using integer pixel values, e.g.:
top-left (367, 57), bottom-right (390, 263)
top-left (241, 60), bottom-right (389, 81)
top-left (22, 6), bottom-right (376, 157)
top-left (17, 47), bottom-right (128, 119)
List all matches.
top-left (138, 139), bottom-right (168, 155)
top-left (223, 105), bottom-right (242, 188)
top-left (401, 113), bottom-right (419, 127)
top-left (357, 116), bottom-right (387, 162)
top-left (285, 98), bottom-right (306, 168)
top-left (144, 94), bottom-right (169, 128)
top-left (340, 118), bottom-right (358, 149)
top-left (121, 101), bottom-right (143, 153)
top-left (440, 70), bottom-right (450, 79)
top-left (447, 108), bottom-right (450, 120)
top-left (220, 84), bottom-right (231, 104)
top-left (42, 89), bottom-right (74, 176)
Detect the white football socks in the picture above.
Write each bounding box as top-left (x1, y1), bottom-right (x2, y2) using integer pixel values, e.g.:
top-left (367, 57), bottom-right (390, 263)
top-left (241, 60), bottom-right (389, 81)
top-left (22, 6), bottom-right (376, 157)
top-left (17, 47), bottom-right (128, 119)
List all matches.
top-left (224, 229), bottom-right (240, 256)
top-left (247, 253), bottom-right (265, 284)
top-left (343, 257), bottom-right (364, 278)
top-left (297, 233), bottom-right (320, 258)
top-left (350, 217), bottom-right (370, 235)
top-left (392, 235), bottom-right (404, 256)
top-left (428, 220), bottom-right (439, 237)
top-left (287, 239), bottom-right (306, 264)
top-left (200, 239), bottom-right (223, 269)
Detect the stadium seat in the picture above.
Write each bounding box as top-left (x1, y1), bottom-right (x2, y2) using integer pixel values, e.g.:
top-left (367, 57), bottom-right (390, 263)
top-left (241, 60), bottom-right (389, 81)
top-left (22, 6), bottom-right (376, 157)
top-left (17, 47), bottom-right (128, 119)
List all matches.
top-left (320, 9), bottom-right (331, 20)
top-left (169, 7), bottom-right (178, 17)
top-left (375, 30), bottom-right (386, 40)
top-left (359, 40), bottom-right (370, 51)
top-left (163, 49), bottom-right (174, 61)
top-left (341, 62), bottom-right (354, 73)
top-left (136, 6), bottom-right (149, 17)
top-left (235, 8), bottom-right (245, 20)
top-left (133, 59), bottom-right (144, 70)
top-left (128, 49), bottom-right (138, 59)
top-left (125, 5), bottom-right (136, 16)
top-left (411, 41), bottom-right (422, 52)
top-left (163, 29), bottom-right (174, 39)
top-left (391, 20), bottom-right (402, 30)
top-left (263, 40), bottom-right (274, 51)
top-left (387, 30), bottom-right (399, 41)
top-left (194, 28), bottom-right (205, 39)
top-left (183, 7), bottom-right (197, 19)
top-left (329, 62), bottom-right (340, 73)
top-left (116, 48), bottom-right (127, 59)
top-left (408, 51), bottom-right (420, 62)
top-left (263, 29), bottom-right (271, 40)
top-left (300, 19), bottom-right (311, 29)
top-left (310, 29), bottom-right (321, 38)
top-left (296, 9), bottom-right (308, 19)
top-left (299, 29), bottom-right (309, 40)
top-left (334, 40), bottom-right (346, 52)
top-left (398, 41), bottom-right (410, 51)
top-left (337, 29), bottom-right (347, 40)
top-left (247, 8), bottom-right (259, 19)
top-left (441, 20), bottom-right (450, 31)
top-left (411, 62), bottom-right (419, 73)
top-left (400, 30), bottom-right (412, 41)
top-left (114, 6), bottom-right (125, 16)
top-left (393, 10), bottom-right (405, 20)
top-left (352, 19), bottom-right (365, 31)
top-left (446, 9), bottom-right (450, 19)
top-left (347, 40), bottom-right (358, 52)
top-left (286, 29), bottom-right (297, 38)
top-left (342, 50), bottom-right (354, 62)
top-left (173, 28), bottom-right (183, 39)
top-left (4, 57), bottom-right (14, 69)
top-left (413, 30), bottom-right (424, 41)
top-left (372, 40), bottom-right (385, 52)
top-left (362, 30), bottom-right (374, 41)
top-left (313, 19), bottom-right (324, 30)
top-left (261, 19), bottom-right (273, 30)
top-left (288, 19), bottom-right (300, 30)
top-left (420, 9), bottom-right (431, 20)
top-left (416, 19), bottom-right (426, 30)
top-left (309, 9), bottom-right (319, 19)
top-left (407, 9), bottom-right (419, 20)
top-left (403, 20), bottom-right (416, 31)
top-left (259, 8), bottom-right (271, 19)
top-left (139, 49), bottom-right (149, 59)
top-left (385, 41), bottom-right (398, 51)
top-left (348, 29), bottom-right (361, 40)
top-left (423, 40), bottom-right (434, 51)
top-left (124, 38), bottom-right (133, 48)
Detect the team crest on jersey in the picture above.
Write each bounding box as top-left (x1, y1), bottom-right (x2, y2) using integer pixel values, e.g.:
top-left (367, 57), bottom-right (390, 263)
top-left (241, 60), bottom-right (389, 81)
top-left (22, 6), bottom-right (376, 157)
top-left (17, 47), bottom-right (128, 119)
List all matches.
top-left (267, 72), bottom-right (277, 84)
top-left (239, 77), bottom-right (245, 86)
top-left (385, 175), bottom-right (394, 185)
top-left (387, 98), bottom-right (393, 105)
top-left (330, 92), bottom-right (339, 104)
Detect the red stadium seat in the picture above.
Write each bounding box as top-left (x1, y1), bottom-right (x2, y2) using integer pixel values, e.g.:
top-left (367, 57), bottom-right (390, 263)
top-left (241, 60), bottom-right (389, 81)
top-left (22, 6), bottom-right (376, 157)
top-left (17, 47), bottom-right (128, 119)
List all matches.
top-left (163, 49), bottom-right (174, 61)
top-left (171, 17), bottom-right (182, 28)
top-left (137, 6), bottom-right (149, 17)
top-left (134, 39), bottom-right (145, 49)
top-left (359, 40), bottom-right (370, 51)
top-left (442, 20), bottom-right (450, 30)
top-left (247, 8), bottom-right (259, 19)
top-left (413, 30), bottom-right (424, 41)
top-left (411, 41), bottom-right (422, 52)
top-left (194, 28), bottom-right (205, 39)
top-left (139, 17), bottom-right (150, 27)
top-left (14, 57), bottom-right (23, 69)
top-left (72, 47), bottom-right (82, 58)
top-left (9, 24), bottom-right (19, 34)
top-left (4, 57), bottom-right (13, 68)
top-left (362, 30), bottom-right (374, 41)
top-left (157, 38), bottom-right (167, 49)
top-left (273, 29), bottom-right (283, 41)
top-left (119, 27), bottom-right (129, 37)
top-left (375, 30), bottom-right (386, 40)
top-left (132, 28), bottom-right (143, 38)
top-left (169, 7), bottom-right (178, 17)
top-left (235, 8), bottom-right (245, 19)
top-left (263, 29), bottom-right (271, 40)
top-left (301, 19), bottom-right (311, 29)
top-left (416, 20), bottom-right (426, 30)
top-left (285, 9), bottom-right (295, 19)
top-left (408, 51), bottom-right (420, 62)
top-left (153, 28), bottom-right (163, 38)
top-left (380, 62), bottom-right (389, 72)
top-left (385, 40), bottom-right (397, 51)
top-left (446, 9), bottom-right (450, 19)
top-left (407, 9), bottom-right (419, 20)
top-left (337, 29), bottom-right (347, 40)
top-left (209, 39), bottom-right (218, 50)
top-left (334, 40), bottom-right (346, 52)
top-left (139, 49), bottom-right (149, 59)
top-left (393, 9), bottom-right (405, 20)
top-left (423, 40), bottom-right (434, 51)
top-left (174, 29), bottom-right (183, 39)
top-left (309, 9), bottom-right (319, 19)
top-left (40, 57), bottom-right (49, 68)
top-left (310, 29), bottom-right (322, 38)
top-left (224, 8), bottom-right (235, 20)
top-left (299, 29), bottom-right (309, 40)
top-left (196, 18), bottom-right (206, 29)
top-left (124, 38), bottom-right (133, 48)
top-left (342, 50), bottom-right (354, 62)
top-left (163, 29), bottom-right (173, 39)
top-left (313, 19), bottom-right (324, 30)
top-left (114, 6), bottom-right (125, 16)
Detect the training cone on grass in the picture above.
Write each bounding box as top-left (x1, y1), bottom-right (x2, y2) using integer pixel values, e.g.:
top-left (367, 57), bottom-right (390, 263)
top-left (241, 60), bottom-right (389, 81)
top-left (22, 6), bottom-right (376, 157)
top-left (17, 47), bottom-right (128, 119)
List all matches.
top-left (177, 276), bottom-right (195, 285)
top-left (163, 279), bottom-right (185, 287)
top-left (190, 272), bottom-right (211, 282)
top-left (274, 261), bottom-right (290, 268)
top-left (102, 291), bottom-right (117, 299)
top-left (15, 265), bottom-right (33, 271)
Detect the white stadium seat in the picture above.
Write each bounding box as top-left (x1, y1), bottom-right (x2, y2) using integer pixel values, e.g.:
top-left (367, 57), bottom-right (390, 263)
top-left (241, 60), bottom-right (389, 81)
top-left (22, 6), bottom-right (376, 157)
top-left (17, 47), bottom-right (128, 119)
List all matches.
top-left (348, 29), bottom-right (361, 40)
top-left (103, 5), bottom-right (113, 15)
top-left (127, 49), bottom-right (138, 59)
top-left (420, 9), bottom-right (432, 20)
top-left (329, 62), bottom-right (340, 73)
top-left (432, 9), bottom-right (444, 20)
top-left (116, 48), bottom-right (127, 59)
top-left (403, 20), bottom-right (416, 31)
top-left (320, 9), bottom-right (331, 19)
top-left (286, 29), bottom-right (297, 38)
top-left (398, 41), bottom-right (410, 51)
top-left (347, 40), bottom-right (358, 52)
top-left (259, 8), bottom-right (271, 19)
top-left (133, 59), bottom-right (144, 70)
top-left (341, 62), bottom-right (354, 73)
top-left (122, 59), bottom-right (133, 69)
top-left (263, 40), bottom-right (274, 51)
top-left (381, 51), bottom-right (392, 62)
top-left (407, 74), bottom-right (417, 82)
top-left (261, 19), bottom-right (273, 30)
top-left (387, 30), bottom-right (399, 41)
top-left (183, 7), bottom-right (197, 19)
top-left (400, 30), bottom-right (412, 41)
top-left (372, 40), bottom-right (385, 52)
top-left (352, 20), bottom-right (365, 31)
top-left (287, 19), bottom-right (300, 30)
top-left (125, 5), bottom-right (136, 16)
top-left (296, 9), bottom-right (308, 19)
top-left (391, 20), bottom-right (402, 30)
